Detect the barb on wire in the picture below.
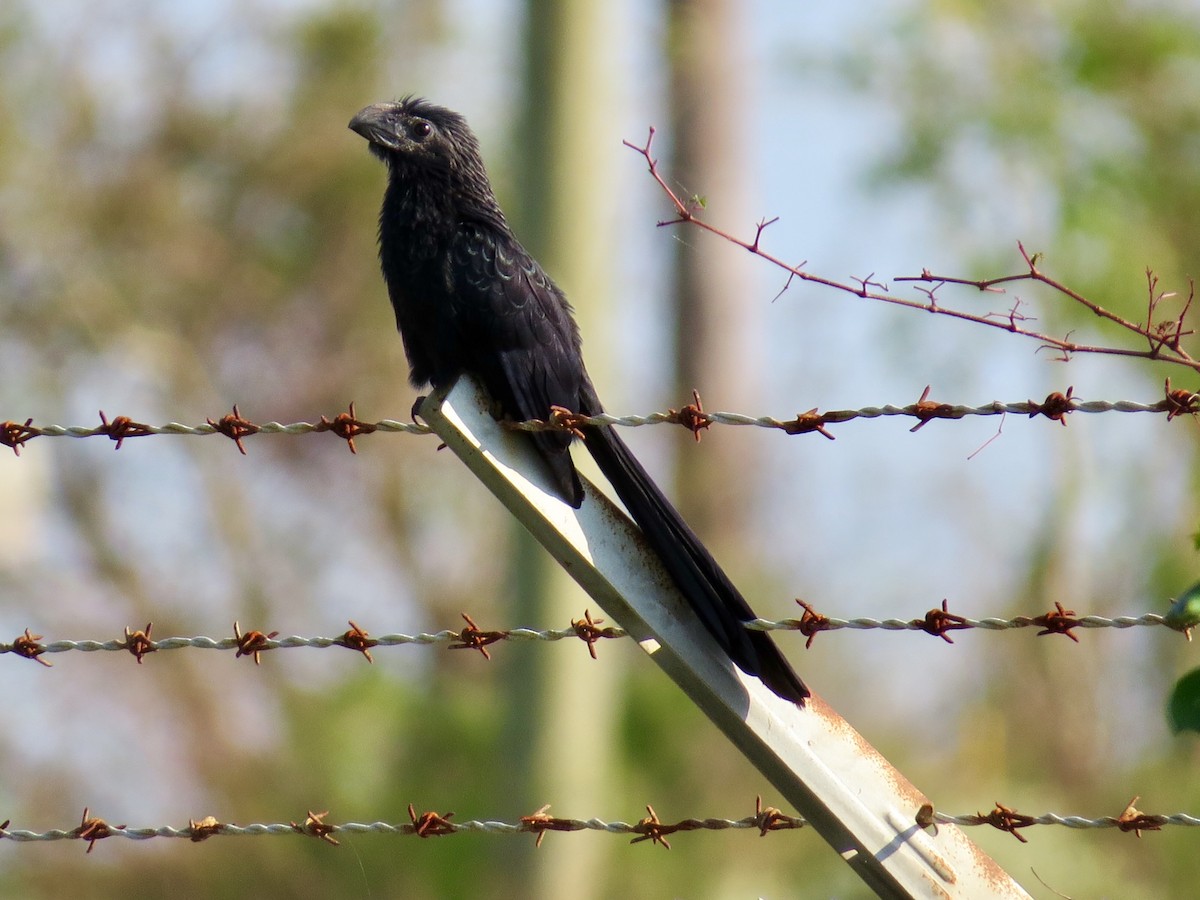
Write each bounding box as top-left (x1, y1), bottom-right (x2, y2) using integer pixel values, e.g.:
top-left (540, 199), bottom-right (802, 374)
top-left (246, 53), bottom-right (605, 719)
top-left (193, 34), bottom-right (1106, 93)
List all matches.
top-left (292, 810), bottom-right (339, 846)
top-left (624, 127), bottom-right (1200, 374)
top-left (123, 623), bottom-right (156, 663)
top-left (448, 613), bottom-right (506, 660)
top-left (758, 600), bottom-right (1170, 646)
top-left (2, 388), bottom-right (1195, 458)
top-left (233, 621), bottom-right (279, 665)
top-left (0, 605), bottom-right (1183, 667)
top-left (2, 796), bottom-right (1195, 851)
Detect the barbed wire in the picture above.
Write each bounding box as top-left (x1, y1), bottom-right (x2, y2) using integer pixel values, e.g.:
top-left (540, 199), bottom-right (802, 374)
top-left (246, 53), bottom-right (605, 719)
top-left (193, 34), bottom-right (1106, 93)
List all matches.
top-left (0, 796), bottom-right (1178, 853)
top-left (0, 603), bottom-right (1186, 668)
top-left (2, 384), bottom-right (1197, 456)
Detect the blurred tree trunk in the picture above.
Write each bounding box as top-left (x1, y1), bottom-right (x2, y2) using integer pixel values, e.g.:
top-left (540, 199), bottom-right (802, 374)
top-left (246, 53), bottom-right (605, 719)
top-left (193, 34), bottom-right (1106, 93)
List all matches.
top-left (495, 1), bottom-right (622, 896)
top-left (667, 0), bottom-right (763, 541)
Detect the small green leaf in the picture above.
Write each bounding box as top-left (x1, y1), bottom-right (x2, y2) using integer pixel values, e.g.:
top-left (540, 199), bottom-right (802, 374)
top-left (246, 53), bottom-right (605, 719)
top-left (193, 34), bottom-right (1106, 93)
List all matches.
top-left (1168, 668), bottom-right (1200, 734)
top-left (1164, 580), bottom-right (1200, 635)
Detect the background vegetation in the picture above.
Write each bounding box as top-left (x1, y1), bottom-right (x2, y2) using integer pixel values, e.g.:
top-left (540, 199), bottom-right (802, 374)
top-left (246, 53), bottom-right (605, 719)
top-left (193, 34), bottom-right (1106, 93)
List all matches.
top-left (1, 1), bottom-right (1198, 895)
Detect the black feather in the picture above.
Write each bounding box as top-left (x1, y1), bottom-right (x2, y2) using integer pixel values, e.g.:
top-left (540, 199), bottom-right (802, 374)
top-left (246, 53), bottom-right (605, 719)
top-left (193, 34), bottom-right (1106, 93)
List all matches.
top-left (351, 98), bottom-right (808, 702)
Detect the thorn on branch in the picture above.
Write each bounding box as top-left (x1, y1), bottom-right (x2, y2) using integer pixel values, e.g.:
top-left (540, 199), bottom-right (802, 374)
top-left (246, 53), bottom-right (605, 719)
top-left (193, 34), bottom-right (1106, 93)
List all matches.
top-left (1018, 241), bottom-right (1044, 273)
top-left (316, 401), bottom-right (376, 454)
top-left (782, 408), bottom-right (835, 440)
top-left (852, 272), bottom-right (888, 297)
top-left (97, 410), bottom-right (152, 449)
top-left (668, 390), bottom-right (711, 442)
top-left (750, 216), bottom-right (779, 253)
top-left (449, 613), bottom-right (506, 660)
top-left (0, 418), bottom-right (38, 456)
top-left (9, 628), bottom-right (51, 667)
top-left (1033, 602), bottom-right (1081, 642)
top-left (794, 600), bottom-right (831, 649)
top-left (207, 404), bottom-right (259, 455)
top-left (915, 600), bottom-right (970, 644)
top-left (123, 622), bottom-right (156, 663)
top-left (233, 621), bottom-right (279, 664)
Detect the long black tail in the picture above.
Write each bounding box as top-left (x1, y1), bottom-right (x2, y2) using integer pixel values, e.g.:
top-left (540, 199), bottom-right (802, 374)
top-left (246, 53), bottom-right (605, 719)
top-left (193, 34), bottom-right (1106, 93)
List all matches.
top-left (581, 417), bottom-right (809, 703)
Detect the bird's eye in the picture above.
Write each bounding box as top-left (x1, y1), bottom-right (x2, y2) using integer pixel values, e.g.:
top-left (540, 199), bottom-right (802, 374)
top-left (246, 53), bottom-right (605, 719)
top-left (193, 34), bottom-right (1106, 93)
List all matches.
top-left (411, 120), bottom-right (433, 140)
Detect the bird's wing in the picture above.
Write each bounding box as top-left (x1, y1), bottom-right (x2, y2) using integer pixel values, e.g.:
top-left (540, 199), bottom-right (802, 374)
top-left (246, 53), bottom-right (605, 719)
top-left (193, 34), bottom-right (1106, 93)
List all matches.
top-left (447, 223), bottom-right (586, 506)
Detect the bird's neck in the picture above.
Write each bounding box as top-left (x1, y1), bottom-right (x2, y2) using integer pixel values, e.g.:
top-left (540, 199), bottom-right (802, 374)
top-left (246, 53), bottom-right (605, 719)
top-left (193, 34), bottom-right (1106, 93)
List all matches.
top-left (379, 175), bottom-right (456, 268)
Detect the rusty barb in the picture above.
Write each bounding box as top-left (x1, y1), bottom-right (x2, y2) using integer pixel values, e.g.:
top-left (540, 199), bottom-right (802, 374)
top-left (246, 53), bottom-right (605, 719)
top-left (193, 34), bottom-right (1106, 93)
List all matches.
top-left (0, 603), bottom-right (1183, 669)
top-left (123, 623), bottom-right (157, 663)
top-left (571, 609), bottom-right (622, 660)
top-left (292, 810), bottom-right (340, 846)
top-left (408, 804), bottom-right (457, 838)
top-left (1, 386), bottom-right (1196, 457)
top-left (74, 807), bottom-right (125, 854)
top-left (233, 621), bottom-right (279, 665)
top-left (778, 598), bottom-right (1125, 647)
top-left (914, 600), bottom-right (972, 644)
top-left (315, 401), bottom-right (377, 454)
top-left (448, 613), bottom-right (507, 660)
top-left (0, 795), bottom-right (1185, 849)
top-left (207, 404), bottom-right (259, 454)
top-left (668, 389), bottom-right (712, 442)
top-left (337, 620), bottom-right (376, 663)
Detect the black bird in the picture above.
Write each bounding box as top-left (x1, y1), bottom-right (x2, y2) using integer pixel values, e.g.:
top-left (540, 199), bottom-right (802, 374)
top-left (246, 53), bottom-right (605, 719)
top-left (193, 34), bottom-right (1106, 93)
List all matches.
top-left (350, 97), bottom-right (808, 703)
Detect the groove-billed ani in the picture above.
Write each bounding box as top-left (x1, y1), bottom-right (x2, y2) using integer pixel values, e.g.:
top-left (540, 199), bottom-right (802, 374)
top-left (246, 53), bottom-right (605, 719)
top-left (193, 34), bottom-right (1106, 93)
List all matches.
top-left (350, 97), bottom-right (808, 703)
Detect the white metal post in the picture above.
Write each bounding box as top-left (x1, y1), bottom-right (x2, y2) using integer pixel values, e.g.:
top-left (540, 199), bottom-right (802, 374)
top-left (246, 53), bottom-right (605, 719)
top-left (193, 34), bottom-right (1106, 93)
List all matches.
top-left (420, 377), bottom-right (1031, 899)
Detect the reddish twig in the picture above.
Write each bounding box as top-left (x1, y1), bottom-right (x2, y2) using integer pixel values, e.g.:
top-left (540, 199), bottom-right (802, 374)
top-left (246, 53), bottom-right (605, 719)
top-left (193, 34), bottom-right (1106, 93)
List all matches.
top-left (625, 130), bottom-right (1200, 373)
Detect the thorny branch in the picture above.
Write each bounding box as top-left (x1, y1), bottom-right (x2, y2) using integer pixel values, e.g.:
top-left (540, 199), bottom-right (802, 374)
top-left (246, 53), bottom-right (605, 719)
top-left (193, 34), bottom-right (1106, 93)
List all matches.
top-left (624, 129), bottom-right (1200, 373)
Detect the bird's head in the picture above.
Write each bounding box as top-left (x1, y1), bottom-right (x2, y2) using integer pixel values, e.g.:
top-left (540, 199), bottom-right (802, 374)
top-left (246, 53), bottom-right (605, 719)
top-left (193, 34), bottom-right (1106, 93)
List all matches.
top-left (350, 97), bottom-right (502, 224)
top-left (349, 97), bottom-right (476, 171)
